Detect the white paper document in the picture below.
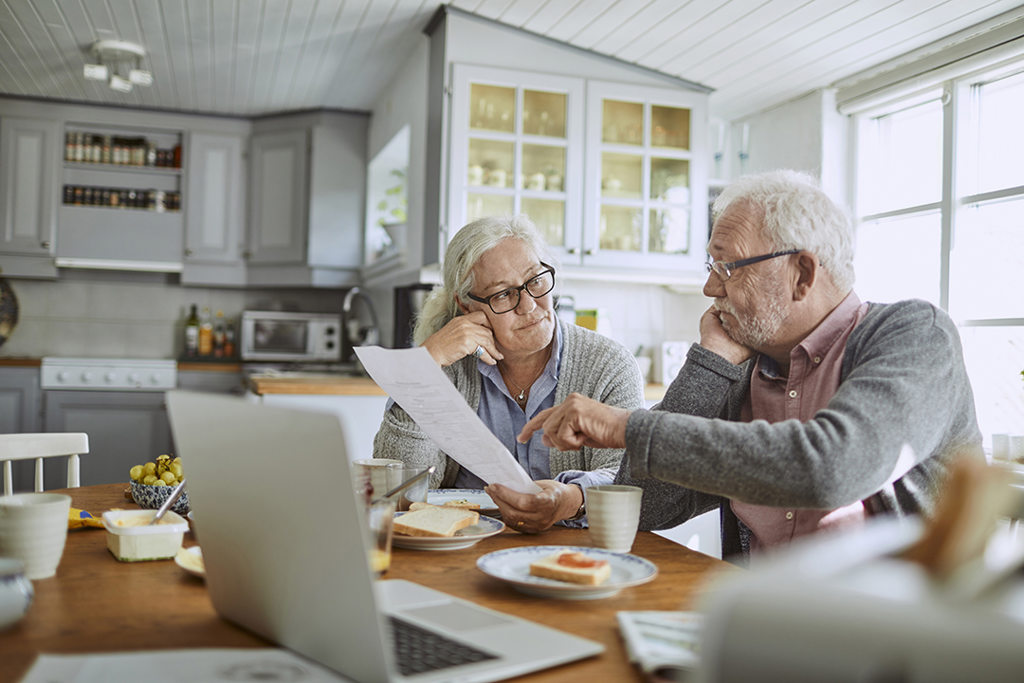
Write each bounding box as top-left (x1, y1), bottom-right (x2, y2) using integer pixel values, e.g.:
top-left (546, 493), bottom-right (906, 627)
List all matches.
top-left (355, 345), bottom-right (541, 494)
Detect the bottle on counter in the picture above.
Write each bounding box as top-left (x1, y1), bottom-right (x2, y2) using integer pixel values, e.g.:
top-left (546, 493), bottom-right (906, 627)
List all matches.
top-left (184, 304), bottom-right (200, 358)
top-left (198, 306), bottom-right (213, 357)
top-left (213, 310), bottom-right (226, 359)
top-left (224, 319), bottom-right (236, 359)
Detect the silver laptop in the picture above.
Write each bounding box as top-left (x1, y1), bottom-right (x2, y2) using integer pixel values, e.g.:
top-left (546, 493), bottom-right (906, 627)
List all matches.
top-left (166, 390), bottom-right (603, 683)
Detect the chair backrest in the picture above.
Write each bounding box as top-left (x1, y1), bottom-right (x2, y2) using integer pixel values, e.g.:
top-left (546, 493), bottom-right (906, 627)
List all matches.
top-left (0, 433), bottom-right (89, 495)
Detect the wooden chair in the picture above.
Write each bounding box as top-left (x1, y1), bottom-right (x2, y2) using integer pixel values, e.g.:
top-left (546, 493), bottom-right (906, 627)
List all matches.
top-left (0, 433), bottom-right (89, 496)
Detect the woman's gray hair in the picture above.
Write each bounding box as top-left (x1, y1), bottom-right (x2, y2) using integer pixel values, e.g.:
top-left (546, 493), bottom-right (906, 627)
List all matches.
top-left (413, 214), bottom-right (555, 345)
top-left (712, 169), bottom-right (855, 291)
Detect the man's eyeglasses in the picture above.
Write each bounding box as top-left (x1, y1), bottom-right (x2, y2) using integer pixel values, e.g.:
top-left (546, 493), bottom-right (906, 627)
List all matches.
top-left (467, 263), bottom-right (556, 314)
top-left (705, 249), bottom-right (800, 281)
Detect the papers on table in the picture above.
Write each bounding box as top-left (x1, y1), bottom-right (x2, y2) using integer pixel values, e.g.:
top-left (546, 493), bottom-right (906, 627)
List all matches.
top-left (616, 611), bottom-right (702, 676)
top-left (355, 346), bottom-right (541, 494)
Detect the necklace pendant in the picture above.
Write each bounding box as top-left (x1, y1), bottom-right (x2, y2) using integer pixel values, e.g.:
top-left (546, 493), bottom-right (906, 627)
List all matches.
top-left (516, 390), bottom-right (526, 402)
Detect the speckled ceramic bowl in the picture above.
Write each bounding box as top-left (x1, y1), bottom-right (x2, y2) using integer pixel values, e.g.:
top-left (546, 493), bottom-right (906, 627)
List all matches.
top-left (129, 480), bottom-right (190, 515)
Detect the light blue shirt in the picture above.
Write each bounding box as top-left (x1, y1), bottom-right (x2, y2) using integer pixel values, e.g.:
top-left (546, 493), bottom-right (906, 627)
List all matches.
top-left (455, 324), bottom-right (613, 526)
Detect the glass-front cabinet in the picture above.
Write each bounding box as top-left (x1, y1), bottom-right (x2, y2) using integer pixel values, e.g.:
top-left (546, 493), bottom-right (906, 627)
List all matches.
top-left (583, 81), bottom-right (707, 271)
top-left (448, 65), bottom-right (584, 260)
top-left (448, 65), bottom-right (707, 280)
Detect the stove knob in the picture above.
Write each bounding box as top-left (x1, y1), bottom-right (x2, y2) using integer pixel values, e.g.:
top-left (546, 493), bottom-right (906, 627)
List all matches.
top-left (149, 374), bottom-right (160, 385)
top-left (105, 372), bottom-right (117, 384)
top-left (57, 371), bottom-right (69, 382)
top-left (81, 371), bottom-right (94, 383)
top-left (129, 372), bottom-right (141, 384)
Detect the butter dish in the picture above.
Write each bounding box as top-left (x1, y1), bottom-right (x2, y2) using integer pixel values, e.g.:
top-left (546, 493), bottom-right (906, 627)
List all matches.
top-left (102, 509), bottom-right (188, 562)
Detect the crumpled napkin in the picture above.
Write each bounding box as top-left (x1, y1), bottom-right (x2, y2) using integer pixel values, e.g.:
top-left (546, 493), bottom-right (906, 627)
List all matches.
top-left (68, 507), bottom-right (105, 529)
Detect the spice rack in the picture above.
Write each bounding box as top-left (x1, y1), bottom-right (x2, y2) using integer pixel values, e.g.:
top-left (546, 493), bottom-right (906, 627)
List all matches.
top-left (56, 123), bottom-right (185, 265)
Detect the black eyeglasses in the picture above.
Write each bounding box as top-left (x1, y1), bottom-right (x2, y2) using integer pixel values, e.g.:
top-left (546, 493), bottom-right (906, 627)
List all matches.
top-left (467, 263), bottom-right (556, 314)
top-left (705, 249), bottom-right (800, 281)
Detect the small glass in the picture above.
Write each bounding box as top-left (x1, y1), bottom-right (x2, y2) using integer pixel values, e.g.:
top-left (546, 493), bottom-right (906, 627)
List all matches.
top-left (396, 465), bottom-right (430, 512)
top-left (366, 499), bottom-right (395, 577)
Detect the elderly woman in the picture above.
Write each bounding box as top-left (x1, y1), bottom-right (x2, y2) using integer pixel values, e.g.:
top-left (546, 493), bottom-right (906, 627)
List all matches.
top-left (373, 214), bottom-right (643, 532)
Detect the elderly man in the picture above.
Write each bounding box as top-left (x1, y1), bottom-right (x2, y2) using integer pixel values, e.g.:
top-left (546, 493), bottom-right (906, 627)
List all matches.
top-left (513, 169), bottom-right (982, 565)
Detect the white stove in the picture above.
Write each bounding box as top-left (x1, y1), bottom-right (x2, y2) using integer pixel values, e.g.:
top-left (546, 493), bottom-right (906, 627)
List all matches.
top-left (41, 357), bottom-right (178, 391)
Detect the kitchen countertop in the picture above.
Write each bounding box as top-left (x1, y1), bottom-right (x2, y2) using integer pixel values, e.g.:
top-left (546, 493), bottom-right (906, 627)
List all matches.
top-left (249, 371), bottom-right (669, 402)
top-left (248, 373), bottom-right (387, 396)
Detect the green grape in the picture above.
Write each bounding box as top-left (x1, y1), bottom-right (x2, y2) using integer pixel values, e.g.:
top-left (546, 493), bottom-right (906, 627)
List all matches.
top-left (160, 471), bottom-right (177, 485)
top-left (153, 479), bottom-right (167, 487)
top-left (143, 474), bottom-right (158, 486)
top-left (143, 462), bottom-right (157, 476)
top-left (129, 465), bottom-right (144, 481)
top-left (169, 463), bottom-right (184, 478)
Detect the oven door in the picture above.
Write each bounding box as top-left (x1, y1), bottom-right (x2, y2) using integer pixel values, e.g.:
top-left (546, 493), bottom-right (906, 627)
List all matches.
top-left (38, 390), bottom-right (173, 488)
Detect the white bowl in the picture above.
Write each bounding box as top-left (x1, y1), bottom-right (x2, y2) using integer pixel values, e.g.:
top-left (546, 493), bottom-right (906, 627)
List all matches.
top-left (0, 558), bottom-right (33, 630)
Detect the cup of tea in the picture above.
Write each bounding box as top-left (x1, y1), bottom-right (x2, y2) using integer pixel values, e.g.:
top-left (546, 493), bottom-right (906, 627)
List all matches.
top-left (585, 485), bottom-right (642, 553)
top-left (352, 459), bottom-right (403, 501)
top-left (365, 498), bottom-right (395, 577)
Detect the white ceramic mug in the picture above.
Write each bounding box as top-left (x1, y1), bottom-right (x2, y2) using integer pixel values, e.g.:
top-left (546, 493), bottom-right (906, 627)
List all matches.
top-left (585, 484), bottom-right (642, 553)
top-left (0, 493), bottom-right (72, 580)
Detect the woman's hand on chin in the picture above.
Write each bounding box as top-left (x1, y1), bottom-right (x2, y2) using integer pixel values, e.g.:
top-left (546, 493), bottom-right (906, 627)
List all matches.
top-left (422, 311), bottom-right (503, 366)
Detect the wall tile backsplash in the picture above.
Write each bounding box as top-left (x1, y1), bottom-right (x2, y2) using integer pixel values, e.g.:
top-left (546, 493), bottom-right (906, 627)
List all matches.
top-left (0, 272), bottom-right (346, 359)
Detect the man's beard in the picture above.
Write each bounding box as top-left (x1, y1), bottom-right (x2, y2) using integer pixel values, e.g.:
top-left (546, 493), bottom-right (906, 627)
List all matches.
top-left (715, 285), bottom-right (788, 349)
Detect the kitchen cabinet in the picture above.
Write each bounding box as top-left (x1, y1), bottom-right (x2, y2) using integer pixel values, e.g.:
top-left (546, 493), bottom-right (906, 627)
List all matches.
top-left (56, 123), bottom-right (184, 270)
top-left (444, 64), bottom-right (708, 281)
top-left (582, 80), bottom-right (708, 274)
top-left (0, 365), bottom-right (42, 492)
top-left (0, 117), bottom-right (60, 278)
top-left (0, 366), bottom-right (41, 433)
top-left (42, 390), bottom-right (172, 487)
top-left (183, 131), bottom-right (247, 285)
top-left (447, 65), bottom-right (584, 261)
top-left (247, 111), bottom-right (369, 288)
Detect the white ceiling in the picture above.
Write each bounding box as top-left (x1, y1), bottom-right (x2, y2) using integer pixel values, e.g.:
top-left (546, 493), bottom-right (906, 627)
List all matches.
top-left (1, 0), bottom-right (1022, 121)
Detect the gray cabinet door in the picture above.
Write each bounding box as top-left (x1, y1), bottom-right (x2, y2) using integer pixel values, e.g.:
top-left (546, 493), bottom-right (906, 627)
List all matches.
top-left (0, 367), bottom-right (41, 433)
top-left (183, 131), bottom-right (247, 285)
top-left (0, 117), bottom-right (59, 278)
top-left (42, 390), bottom-right (172, 487)
top-left (248, 129), bottom-right (308, 264)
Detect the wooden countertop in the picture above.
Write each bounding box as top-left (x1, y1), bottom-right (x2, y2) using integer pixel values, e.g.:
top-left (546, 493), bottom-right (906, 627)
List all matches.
top-left (248, 374), bottom-right (387, 396)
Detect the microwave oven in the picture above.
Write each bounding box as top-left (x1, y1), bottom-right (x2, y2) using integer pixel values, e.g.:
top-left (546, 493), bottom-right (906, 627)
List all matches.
top-left (240, 311), bottom-right (342, 362)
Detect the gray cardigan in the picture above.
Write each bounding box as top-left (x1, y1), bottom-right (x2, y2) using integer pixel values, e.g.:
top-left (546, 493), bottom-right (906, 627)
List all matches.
top-left (373, 319), bottom-right (644, 487)
top-left (615, 299), bottom-right (983, 562)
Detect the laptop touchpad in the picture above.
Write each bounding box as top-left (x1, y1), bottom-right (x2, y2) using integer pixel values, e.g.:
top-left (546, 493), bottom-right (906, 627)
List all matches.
top-left (400, 602), bottom-right (513, 632)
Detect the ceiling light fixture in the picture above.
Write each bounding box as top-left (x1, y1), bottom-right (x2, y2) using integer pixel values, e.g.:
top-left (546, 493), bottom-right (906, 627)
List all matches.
top-left (83, 39), bottom-right (152, 93)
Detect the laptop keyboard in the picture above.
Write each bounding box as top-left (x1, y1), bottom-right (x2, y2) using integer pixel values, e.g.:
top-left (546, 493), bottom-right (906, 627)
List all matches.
top-left (389, 615), bottom-right (499, 676)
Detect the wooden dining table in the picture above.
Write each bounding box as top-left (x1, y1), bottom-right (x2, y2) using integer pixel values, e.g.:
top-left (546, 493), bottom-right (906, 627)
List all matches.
top-left (1, 483), bottom-right (737, 682)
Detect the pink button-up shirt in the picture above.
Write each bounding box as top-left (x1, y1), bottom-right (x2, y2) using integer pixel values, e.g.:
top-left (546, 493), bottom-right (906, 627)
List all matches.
top-left (730, 292), bottom-right (870, 556)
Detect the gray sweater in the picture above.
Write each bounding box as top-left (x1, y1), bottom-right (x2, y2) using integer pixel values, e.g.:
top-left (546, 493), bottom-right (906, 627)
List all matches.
top-left (615, 299), bottom-right (983, 562)
top-left (374, 319), bottom-right (644, 487)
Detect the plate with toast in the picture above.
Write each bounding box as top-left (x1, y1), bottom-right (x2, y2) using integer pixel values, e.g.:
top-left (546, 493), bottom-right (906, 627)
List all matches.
top-left (426, 488), bottom-right (499, 515)
top-left (392, 502), bottom-right (506, 550)
top-left (476, 545), bottom-right (657, 599)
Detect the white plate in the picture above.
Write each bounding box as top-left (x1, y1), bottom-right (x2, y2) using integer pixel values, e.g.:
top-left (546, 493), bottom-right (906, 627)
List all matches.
top-left (174, 546), bottom-right (205, 578)
top-left (476, 545), bottom-right (657, 600)
top-left (426, 488), bottom-right (499, 514)
top-left (392, 512), bottom-right (505, 551)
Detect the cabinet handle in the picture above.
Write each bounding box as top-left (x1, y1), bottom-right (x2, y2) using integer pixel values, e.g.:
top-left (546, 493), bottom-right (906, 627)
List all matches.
top-left (184, 248), bottom-right (193, 257)
top-left (41, 240), bottom-right (50, 249)
top-left (584, 249), bottom-right (593, 256)
top-left (567, 247), bottom-right (577, 254)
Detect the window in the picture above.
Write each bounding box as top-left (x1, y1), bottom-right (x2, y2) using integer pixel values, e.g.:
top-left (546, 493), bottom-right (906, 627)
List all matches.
top-left (854, 64), bottom-right (1024, 446)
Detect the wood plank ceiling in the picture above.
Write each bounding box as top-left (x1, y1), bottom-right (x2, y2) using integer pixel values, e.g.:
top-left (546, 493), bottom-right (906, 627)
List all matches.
top-left (0, 0), bottom-right (1021, 121)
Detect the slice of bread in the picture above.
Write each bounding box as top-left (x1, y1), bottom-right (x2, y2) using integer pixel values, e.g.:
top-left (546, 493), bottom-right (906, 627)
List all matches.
top-left (528, 551), bottom-right (611, 586)
top-left (394, 504), bottom-right (480, 537)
